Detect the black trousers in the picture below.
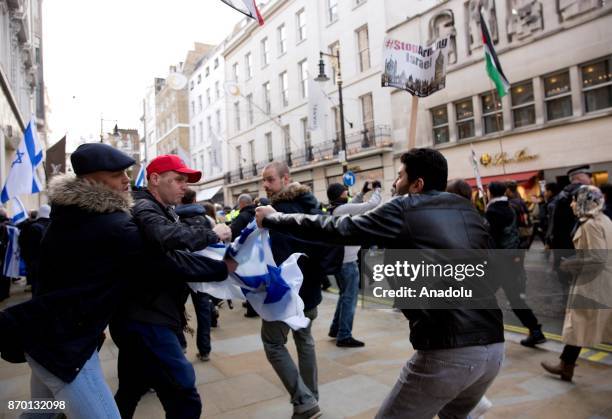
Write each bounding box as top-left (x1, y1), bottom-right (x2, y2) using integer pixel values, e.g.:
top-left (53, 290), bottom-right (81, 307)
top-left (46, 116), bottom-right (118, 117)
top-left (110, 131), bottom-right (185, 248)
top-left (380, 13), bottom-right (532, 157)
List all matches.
top-left (560, 344), bottom-right (581, 364)
top-left (110, 321), bottom-right (202, 419)
top-left (500, 261), bottom-right (540, 331)
top-left (0, 275), bottom-right (10, 301)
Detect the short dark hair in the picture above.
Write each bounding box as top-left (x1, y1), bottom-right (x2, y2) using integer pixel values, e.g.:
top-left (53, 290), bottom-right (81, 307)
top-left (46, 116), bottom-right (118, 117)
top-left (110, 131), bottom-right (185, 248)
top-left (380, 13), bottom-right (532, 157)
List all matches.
top-left (506, 181), bottom-right (518, 193)
top-left (545, 182), bottom-right (560, 196)
top-left (488, 181), bottom-right (507, 198)
top-left (203, 202), bottom-right (216, 219)
top-left (446, 179), bottom-right (472, 201)
top-left (264, 161), bottom-right (290, 178)
top-left (400, 148), bottom-right (448, 192)
top-left (181, 188), bottom-right (197, 205)
top-left (600, 183), bottom-right (612, 202)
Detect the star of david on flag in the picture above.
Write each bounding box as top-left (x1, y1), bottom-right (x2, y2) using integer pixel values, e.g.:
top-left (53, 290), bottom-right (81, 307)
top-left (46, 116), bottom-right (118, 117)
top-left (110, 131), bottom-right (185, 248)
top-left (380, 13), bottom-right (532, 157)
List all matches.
top-left (1, 120), bottom-right (44, 203)
top-left (189, 220), bottom-right (310, 330)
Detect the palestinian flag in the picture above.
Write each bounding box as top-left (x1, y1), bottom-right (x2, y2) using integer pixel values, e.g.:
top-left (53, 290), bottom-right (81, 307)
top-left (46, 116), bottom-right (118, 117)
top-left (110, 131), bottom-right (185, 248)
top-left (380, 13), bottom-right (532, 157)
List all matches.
top-left (480, 9), bottom-right (509, 97)
top-left (220, 0), bottom-right (264, 26)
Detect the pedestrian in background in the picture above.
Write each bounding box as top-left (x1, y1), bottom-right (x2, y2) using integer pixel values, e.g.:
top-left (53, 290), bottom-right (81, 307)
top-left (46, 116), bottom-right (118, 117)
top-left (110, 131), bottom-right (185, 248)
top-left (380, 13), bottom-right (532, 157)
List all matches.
top-left (326, 180), bottom-right (382, 348)
top-left (542, 185), bottom-right (612, 382)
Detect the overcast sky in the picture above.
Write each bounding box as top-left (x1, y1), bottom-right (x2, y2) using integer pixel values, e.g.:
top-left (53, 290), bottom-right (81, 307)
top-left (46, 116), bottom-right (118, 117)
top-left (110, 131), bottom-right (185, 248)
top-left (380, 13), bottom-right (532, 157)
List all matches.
top-left (42, 0), bottom-right (242, 150)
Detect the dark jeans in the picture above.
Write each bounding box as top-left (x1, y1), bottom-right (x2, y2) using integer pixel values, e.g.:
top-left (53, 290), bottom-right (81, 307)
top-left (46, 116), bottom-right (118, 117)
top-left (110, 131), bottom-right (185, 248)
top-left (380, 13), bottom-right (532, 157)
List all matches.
top-left (0, 275), bottom-right (11, 301)
top-left (110, 321), bottom-right (201, 419)
top-left (560, 344), bottom-right (581, 364)
top-left (330, 261), bottom-right (360, 340)
top-left (500, 258), bottom-right (539, 331)
top-left (190, 290), bottom-right (212, 355)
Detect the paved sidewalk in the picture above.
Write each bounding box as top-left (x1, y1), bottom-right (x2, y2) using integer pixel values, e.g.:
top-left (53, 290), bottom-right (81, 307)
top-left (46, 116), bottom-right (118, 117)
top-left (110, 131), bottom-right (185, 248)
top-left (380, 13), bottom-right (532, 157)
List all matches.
top-left (1, 287), bottom-right (611, 418)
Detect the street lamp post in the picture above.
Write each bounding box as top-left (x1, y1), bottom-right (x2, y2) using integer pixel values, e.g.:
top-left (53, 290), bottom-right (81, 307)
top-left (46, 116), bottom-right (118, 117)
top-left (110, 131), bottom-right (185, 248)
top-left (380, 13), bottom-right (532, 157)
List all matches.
top-left (315, 51), bottom-right (348, 174)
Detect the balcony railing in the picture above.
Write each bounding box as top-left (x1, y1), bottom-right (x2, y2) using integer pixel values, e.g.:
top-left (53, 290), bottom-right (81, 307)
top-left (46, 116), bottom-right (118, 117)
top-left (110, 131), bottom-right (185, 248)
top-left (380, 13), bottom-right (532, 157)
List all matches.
top-left (226, 125), bottom-right (392, 184)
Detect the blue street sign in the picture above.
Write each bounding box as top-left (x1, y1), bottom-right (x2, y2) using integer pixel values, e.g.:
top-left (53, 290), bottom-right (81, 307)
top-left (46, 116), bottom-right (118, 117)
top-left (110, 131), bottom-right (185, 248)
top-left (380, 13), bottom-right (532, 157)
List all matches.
top-left (343, 171), bottom-right (356, 187)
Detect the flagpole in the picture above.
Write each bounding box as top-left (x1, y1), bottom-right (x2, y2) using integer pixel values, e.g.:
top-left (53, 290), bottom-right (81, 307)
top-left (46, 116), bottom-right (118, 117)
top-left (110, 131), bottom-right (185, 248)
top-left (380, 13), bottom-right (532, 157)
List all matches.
top-left (408, 96), bottom-right (419, 149)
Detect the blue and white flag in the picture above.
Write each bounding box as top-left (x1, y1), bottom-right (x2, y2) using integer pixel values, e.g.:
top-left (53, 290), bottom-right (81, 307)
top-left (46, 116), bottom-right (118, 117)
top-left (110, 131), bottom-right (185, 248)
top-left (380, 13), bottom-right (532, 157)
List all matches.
top-left (10, 197), bottom-right (28, 224)
top-left (1, 120), bottom-right (44, 204)
top-left (189, 221), bottom-right (309, 330)
top-left (135, 165), bottom-right (146, 188)
top-left (3, 225), bottom-right (21, 278)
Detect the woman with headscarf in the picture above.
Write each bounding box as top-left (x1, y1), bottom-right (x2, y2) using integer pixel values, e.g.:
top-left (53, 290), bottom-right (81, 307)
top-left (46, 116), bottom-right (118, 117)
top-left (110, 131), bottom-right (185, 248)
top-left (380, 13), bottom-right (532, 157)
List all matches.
top-left (541, 185), bottom-right (612, 382)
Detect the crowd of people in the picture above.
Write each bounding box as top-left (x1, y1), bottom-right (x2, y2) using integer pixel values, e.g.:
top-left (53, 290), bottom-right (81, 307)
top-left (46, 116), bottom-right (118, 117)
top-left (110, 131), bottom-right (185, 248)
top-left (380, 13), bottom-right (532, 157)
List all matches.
top-left (0, 143), bottom-right (610, 419)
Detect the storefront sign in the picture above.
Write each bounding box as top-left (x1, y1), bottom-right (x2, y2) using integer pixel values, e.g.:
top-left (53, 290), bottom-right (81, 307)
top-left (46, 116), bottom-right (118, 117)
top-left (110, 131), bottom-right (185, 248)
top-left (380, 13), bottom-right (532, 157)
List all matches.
top-left (479, 148), bottom-right (538, 167)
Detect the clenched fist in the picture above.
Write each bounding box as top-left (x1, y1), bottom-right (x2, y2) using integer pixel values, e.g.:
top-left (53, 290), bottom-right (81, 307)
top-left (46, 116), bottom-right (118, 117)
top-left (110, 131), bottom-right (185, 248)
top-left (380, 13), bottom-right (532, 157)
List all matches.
top-left (213, 223), bottom-right (232, 242)
top-left (255, 205), bottom-right (277, 228)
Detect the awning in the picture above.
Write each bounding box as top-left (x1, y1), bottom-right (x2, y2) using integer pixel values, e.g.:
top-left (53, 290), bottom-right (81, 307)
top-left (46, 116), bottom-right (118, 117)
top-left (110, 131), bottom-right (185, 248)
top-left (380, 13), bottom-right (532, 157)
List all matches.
top-left (465, 170), bottom-right (539, 187)
top-left (196, 186), bottom-right (223, 202)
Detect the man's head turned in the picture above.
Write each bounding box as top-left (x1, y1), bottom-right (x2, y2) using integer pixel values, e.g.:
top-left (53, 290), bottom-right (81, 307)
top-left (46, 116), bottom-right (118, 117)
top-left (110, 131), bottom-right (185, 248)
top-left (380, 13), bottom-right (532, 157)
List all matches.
top-left (394, 148), bottom-right (448, 195)
top-left (567, 165), bottom-right (592, 186)
top-left (262, 161), bottom-right (291, 198)
top-left (488, 181), bottom-right (507, 199)
top-left (71, 143), bottom-right (135, 193)
top-left (237, 194), bottom-right (253, 209)
top-left (181, 188), bottom-right (197, 205)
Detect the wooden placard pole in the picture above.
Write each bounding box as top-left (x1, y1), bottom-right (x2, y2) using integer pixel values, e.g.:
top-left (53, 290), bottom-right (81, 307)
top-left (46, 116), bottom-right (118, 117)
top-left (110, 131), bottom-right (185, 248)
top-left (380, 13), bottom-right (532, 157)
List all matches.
top-left (408, 95), bottom-right (419, 150)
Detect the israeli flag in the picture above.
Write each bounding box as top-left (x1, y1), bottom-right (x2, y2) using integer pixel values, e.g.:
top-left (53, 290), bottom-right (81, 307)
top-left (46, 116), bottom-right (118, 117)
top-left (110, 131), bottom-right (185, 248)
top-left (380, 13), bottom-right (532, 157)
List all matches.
top-left (3, 225), bottom-right (21, 278)
top-left (189, 221), bottom-right (310, 330)
top-left (10, 197), bottom-right (28, 224)
top-left (1, 120), bottom-right (44, 204)
top-left (135, 164), bottom-right (146, 188)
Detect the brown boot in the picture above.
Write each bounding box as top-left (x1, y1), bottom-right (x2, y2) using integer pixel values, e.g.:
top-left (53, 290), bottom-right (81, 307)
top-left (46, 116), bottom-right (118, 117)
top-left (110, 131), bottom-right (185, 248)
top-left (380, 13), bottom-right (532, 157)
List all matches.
top-left (541, 360), bottom-right (576, 382)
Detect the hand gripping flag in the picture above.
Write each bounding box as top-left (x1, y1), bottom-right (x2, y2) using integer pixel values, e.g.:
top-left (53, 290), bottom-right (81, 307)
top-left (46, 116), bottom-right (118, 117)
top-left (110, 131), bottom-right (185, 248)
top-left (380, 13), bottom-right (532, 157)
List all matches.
top-left (480, 9), bottom-right (509, 98)
top-left (220, 0), bottom-right (264, 25)
top-left (1, 120), bottom-right (44, 204)
top-left (189, 220), bottom-right (310, 330)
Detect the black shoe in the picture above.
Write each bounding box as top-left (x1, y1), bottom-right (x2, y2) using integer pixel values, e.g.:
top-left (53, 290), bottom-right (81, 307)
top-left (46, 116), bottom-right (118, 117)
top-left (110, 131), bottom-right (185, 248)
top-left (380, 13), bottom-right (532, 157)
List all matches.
top-left (336, 337), bottom-right (365, 348)
top-left (292, 405), bottom-right (322, 419)
top-left (328, 330), bottom-right (337, 339)
top-left (521, 326), bottom-right (546, 347)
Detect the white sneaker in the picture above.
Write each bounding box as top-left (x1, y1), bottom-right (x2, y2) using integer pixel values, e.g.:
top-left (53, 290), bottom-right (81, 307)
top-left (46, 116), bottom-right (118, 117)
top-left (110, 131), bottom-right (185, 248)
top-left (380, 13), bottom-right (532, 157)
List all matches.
top-left (470, 396), bottom-right (492, 419)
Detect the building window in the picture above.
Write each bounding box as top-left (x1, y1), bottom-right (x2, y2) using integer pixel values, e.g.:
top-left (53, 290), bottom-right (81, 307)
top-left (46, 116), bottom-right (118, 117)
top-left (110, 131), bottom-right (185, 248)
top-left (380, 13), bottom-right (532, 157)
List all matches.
top-left (431, 105), bottom-right (449, 144)
top-left (197, 74), bottom-right (201, 84)
top-left (190, 81), bottom-right (194, 91)
top-left (198, 95), bottom-right (203, 113)
top-left (206, 117), bottom-right (212, 140)
top-left (205, 67), bottom-right (210, 77)
top-left (234, 102), bottom-right (241, 131)
top-left (581, 57), bottom-right (612, 113)
top-left (263, 81), bottom-right (271, 114)
top-left (215, 81), bottom-right (220, 99)
top-left (296, 9), bottom-right (306, 42)
top-left (454, 98), bottom-right (474, 140)
top-left (247, 94), bottom-right (254, 125)
top-left (191, 126), bottom-right (196, 147)
top-left (544, 71), bottom-right (572, 121)
top-left (236, 145), bottom-right (242, 170)
top-left (191, 101), bottom-right (195, 116)
top-left (511, 81), bottom-right (535, 128)
top-left (299, 60), bottom-right (308, 99)
top-left (245, 52), bottom-right (253, 79)
top-left (232, 62), bottom-right (239, 81)
top-left (283, 125), bottom-right (291, 158)
top-left (301, 117), bottom-right (312, 161)
top-left (261, 38), bottom-right (270, 67)
top-left (199, 121), bottom-right (204, 144)
top-left (249, 140), bottom-right (256, 168)
top-left (328, 0), bottom-right (338, 23)
top-left (277, 24), bottom-right (287, 55)
top-left (265, 132), bottom-right (273, 162)
top-left (329, 41), bottom-right (340, 85)
top-left (355, 0), bottom-right (366, 6)
top-left (216, 109), bottom-right (221, 132)
top-left (206, 88), bottom-right (211, 105)
top-left (481, 92), bottom-right (504, 134)
top-left (356, 25), bottom-right (370, 72)
top-left (360, 93), bottom-right (374, 135)
top-left (214, 58), bottom-right (219, 69)
top-left (280, 71), bottom-right (289, 107)
top-left (332, 107), bottom-right (341, 141)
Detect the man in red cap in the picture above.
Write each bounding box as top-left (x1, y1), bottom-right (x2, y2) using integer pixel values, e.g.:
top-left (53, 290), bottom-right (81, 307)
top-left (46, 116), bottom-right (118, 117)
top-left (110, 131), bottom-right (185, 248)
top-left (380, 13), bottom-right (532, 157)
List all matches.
top-left (110, 154), bottom-right (232, 419)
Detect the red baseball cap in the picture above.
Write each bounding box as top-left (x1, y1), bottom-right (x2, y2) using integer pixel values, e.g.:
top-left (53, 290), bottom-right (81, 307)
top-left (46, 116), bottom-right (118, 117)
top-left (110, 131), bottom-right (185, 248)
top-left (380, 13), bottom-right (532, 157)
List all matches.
top-left (146, 154), bottom-right (202, 183)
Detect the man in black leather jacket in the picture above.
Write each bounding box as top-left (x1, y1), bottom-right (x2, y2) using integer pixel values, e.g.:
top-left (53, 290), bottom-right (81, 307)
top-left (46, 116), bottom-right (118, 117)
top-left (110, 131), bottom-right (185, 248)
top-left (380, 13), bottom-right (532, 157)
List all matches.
top-left (110, 154), bottom-right (233, 419)
top-left (257, 148), bottom-right (504, 419)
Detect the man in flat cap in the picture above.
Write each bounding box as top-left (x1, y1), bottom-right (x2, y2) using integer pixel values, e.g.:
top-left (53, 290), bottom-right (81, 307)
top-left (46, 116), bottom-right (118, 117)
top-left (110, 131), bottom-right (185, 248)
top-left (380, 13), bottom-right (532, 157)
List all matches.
top-left (0, 144), bottom-right (232, 419)
top-left (547, 165), bottom-right (593, 288)
top-left (110, 154), bottom-right (232, 419)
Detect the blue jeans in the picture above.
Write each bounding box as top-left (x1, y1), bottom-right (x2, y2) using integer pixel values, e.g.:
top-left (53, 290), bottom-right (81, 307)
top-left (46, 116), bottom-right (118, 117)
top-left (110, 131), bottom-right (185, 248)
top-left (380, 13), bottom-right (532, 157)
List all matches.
top-left (22, 351), bottom-right (120, 419)
top-left (190, 290), bottom-right (212, 355)
top-left (330, 261), bottom-right (360, 340)
top-left (111, 321), bottom-right (201, 419)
